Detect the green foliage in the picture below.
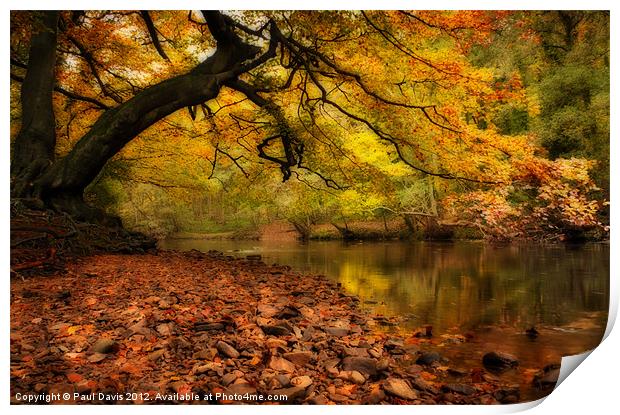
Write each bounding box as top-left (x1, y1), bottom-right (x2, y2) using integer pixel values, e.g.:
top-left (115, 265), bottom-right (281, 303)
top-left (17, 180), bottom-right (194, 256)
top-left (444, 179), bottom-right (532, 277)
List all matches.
top-left (493, 106), bottom-right (529, 136)
top-left (468, 11), bottom-right (609, 234)
top-left (11, 11), bottom-right (607, 240)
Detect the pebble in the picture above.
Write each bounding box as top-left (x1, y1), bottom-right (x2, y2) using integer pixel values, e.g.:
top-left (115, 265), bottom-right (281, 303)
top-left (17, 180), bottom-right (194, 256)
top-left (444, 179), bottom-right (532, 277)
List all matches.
top-left (265, 338), bottom-right (288, 350)
top-left (91, 338), bottom-right (118, 354)
top-left (269, 356), bottom-right (296, 373)
top-left (384, 377), bottom-right (418, 400)
top-left (341, 356), bottom-right (377, 376)
top-left (283, 351), bottom-right (313, 366)
top-left (442, 383), bottom-right (477, 396)
top-left (216, 340), bottom-right (240, 358)
top-left (262, 324), bottom-right (291, 336)
top-left (416, 351), bottom-right (441, 366)
top-left (329, 393), bottom-right (349, 402)
top-left (482, 352), bottom-right (519, 372)
top-left (221, 373), bottom-right (237, 386)
top-left (344, 347), bottom-right (369, 357)
top-left (325, 327), bottom-right (350, 336)
top-left (385, 339), bottom-right (404, 349)
top-left (338, 370), bottom-right (366, 384)
top-left (147, 349), bottom-right (165, 361)
top-left (275, 374), bottom-right (291, 387)
top-left (156, 323), bottom-right (172, 336)
top-left (377, 358), bottom-right (390, 372)
top-left (533, 364), bottom-right (560, 388)
top-left (493, 386), bottom-right (520, 403)
top-left (87, 353), bottom-right (107, 363)
top-left (227, 382), bottom-right (257, 396)
top-left (194, 322), bottom-right (225, 332)
top-left (291, 375), bottom-right (313, 389)
top-left (410, 376), bottom-right (439, 394)
top-left (193, 348), bottom-right (216, 360)
top-left (270, 386), bottom-right (306, 402)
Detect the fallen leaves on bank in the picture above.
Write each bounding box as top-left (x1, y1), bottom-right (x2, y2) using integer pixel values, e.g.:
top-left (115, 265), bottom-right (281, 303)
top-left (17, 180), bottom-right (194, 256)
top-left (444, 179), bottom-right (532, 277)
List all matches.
top-left (11, 250), bottom-right (538, 405)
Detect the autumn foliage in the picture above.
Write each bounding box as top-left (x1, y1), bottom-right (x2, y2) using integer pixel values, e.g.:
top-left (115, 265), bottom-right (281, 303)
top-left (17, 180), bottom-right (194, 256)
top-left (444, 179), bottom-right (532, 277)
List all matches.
top-left (9, 10), bottom-right (608, 241)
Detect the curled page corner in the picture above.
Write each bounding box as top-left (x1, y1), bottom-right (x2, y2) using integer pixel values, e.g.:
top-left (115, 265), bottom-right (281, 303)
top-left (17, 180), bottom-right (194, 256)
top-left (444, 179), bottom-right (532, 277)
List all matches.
top-left (602, 274), bottom-right (617, 340)
top-left (492, 350), bottom-right (596, 413)
top-left (556, 350), bottom-right (593, 387)
top-left (502, 396), bottom-right (547, 413)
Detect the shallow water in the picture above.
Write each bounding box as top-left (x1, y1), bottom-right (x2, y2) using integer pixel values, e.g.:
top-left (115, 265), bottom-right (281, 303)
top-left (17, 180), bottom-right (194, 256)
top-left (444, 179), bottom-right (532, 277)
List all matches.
top-left (160, 238), bottom-right (609, 400)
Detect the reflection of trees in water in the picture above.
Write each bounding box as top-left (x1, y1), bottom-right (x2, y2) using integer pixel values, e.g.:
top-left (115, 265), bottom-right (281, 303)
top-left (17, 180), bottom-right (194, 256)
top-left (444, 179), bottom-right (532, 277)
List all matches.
top-left (161, 238), bottom-right (608, 385)
top-left (161, 238), bottom-right (608, 332)
top-left (319, 242), bottom-right (609, 332)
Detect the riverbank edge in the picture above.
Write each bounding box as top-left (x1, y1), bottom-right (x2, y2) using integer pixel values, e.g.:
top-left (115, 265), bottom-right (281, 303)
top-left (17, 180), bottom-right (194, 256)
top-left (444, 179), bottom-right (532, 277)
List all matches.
top-left (10, 248), bottom-right (551, 405)
top-left (165, 221), bottom-right (608, 244)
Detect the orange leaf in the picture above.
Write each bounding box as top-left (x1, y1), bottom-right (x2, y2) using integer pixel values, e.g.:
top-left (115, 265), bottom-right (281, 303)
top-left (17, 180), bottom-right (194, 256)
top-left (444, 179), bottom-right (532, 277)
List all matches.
top-left (67, 373), bottom-right (83, 383)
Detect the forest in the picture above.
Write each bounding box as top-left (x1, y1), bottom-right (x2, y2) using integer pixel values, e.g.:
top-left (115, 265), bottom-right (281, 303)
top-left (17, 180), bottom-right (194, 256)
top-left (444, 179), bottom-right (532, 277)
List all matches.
top-left (10, 10), bottom-right (610, 406)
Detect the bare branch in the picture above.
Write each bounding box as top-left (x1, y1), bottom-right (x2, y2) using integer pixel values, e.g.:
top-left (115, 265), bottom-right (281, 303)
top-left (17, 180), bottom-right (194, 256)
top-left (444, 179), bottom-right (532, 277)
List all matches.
top-left (66, 34), bottom-right (123, 103)
top-left (139, 11), bottom-right (170, 61)
top-left (10, 72), bottom-right (110, 109)
top-left (214, 144), bottom-right (249, 178)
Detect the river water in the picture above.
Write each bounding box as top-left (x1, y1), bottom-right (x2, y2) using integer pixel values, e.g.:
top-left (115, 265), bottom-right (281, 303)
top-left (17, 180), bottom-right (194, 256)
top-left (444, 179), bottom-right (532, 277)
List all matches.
top-left (160, 238), bottom-right (609, 399)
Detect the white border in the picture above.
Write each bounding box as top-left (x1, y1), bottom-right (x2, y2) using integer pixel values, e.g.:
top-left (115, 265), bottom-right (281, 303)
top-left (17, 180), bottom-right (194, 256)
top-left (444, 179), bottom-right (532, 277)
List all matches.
top-left (3, 2), bottom-right (617, 414)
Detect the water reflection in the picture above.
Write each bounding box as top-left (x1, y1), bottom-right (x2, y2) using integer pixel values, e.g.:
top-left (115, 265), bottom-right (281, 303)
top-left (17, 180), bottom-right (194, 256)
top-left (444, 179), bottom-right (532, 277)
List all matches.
top-left (162, 239), bottom-right (608, 400)
top-left (161, 239), bottom-right (609, 335)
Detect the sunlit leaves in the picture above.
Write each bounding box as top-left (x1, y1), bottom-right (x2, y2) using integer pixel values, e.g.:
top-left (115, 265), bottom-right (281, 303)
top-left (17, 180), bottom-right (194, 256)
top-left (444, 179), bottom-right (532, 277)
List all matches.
top-left (10, 10), bottom-right (608, 240)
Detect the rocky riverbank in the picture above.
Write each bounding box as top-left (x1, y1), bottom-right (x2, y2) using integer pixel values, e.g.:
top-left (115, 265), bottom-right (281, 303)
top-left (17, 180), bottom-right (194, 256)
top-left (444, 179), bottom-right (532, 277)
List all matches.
top-left (10, 250), bottom-right (552, 405)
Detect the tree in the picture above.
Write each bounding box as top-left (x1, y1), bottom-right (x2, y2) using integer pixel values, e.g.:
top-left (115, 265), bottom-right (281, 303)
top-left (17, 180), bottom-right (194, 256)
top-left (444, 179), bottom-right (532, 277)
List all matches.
top-left (10, 10), bottom-right (606, 240)
top-left (9, 11), bottom-right (505, 214)
top-left (469, 11), bottom-right (610, 224)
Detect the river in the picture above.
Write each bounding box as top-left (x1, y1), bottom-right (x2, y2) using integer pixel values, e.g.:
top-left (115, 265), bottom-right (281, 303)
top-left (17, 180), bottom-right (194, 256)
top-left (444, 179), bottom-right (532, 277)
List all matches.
top-left (160, 238), bottom-right (609, 400)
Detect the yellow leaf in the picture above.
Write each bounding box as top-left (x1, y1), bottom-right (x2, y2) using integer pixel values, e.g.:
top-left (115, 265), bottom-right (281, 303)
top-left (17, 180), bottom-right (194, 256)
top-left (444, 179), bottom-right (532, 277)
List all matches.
top-left (67, 326), bottom-right (81, 335)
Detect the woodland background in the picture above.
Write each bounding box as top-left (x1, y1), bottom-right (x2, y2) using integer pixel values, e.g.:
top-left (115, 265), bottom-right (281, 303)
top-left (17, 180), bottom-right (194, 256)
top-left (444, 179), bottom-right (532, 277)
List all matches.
top-left (9, 11), bottom-right (610, 242)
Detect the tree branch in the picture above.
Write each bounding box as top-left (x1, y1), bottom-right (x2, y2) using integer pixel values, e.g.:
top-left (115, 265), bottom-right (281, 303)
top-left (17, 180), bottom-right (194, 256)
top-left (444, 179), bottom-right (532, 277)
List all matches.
top-left (139, 11), bottom-right (170, 61)
top-left (66, 34), bottom-right (123, 103)
top-left (10, 72), bottom-right (110, 109)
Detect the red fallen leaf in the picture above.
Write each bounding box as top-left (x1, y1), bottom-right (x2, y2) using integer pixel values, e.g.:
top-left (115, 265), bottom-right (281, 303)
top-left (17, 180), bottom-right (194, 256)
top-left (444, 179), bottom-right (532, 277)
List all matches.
top-left (120, 363), bottom-right (142, 376)
top-left (12, 368), bottom-right (29, 377)
top-left (126, 342), bottom-right (143, 352)
top-left (404, 337), bottom-right (421, 345)
top-left (420, 371), bottom-right (437, 381)
top-left (67, 373), bottom-right (83, 383)
top-left (177, 383), bottom-right (192, 395)
top-left (211, 386), bottom-right (225, 396)
top-left (339, 384), bottom-right (358, 395)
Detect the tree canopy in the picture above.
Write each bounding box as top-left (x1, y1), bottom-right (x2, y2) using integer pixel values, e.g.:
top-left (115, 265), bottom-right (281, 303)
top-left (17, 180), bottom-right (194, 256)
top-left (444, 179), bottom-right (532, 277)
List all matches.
top-left (10, 10), bottom-right (609, 240)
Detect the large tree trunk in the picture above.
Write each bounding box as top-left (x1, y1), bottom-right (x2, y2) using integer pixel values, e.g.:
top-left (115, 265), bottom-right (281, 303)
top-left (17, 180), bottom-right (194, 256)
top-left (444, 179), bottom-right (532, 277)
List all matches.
top-left (12, 11), bottom-right (262, 221)
top-left (11, 11), bottom-right (59, 197)
top-left (34, 72), bottom-right (225, 219)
